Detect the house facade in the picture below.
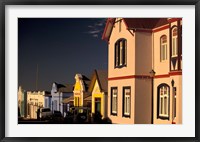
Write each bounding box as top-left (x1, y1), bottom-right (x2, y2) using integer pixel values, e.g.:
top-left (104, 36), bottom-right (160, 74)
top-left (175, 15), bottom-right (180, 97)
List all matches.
top-left (27, 91), bottom-right (46, 119)
top-left (44, 91), bottom-right (52, 109)
top-left (51, 82), bottom-right (73, 116)
top-left (153, 18), bottom-right (182, 124)
top-left (88, 70), bottom-right (108, 118)
top-left (73, 74), bottom-right (91, 107)
top-left (18, 86), bottom-right (27, 118)
top-left (102, 18), bottom-right (182, 124)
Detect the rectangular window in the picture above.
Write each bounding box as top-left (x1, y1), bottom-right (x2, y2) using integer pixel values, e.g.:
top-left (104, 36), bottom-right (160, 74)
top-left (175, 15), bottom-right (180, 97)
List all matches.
top-left (123, 87), bottom-right (131, 117)
top-left (114, 39), bottom-right (127, 68)
top-left (160, 35), bottom-right (167, 62)
top-left (158, 86), bottom-right (169, 118)
top-left (111, 87), bottom-right (117, 115)
top-left (75, 97), bottom-right (80, 107)
top-left (161, 44), bottom-right (167, 61)
top-left (172, 37), bottom-right (178, 57)
top-left (77, 97), bottom-right (80, 107)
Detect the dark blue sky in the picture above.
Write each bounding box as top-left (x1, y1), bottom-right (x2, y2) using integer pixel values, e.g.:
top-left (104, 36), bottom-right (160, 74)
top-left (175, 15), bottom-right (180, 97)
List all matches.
top-left (18, 18), bottom-right (108, 91)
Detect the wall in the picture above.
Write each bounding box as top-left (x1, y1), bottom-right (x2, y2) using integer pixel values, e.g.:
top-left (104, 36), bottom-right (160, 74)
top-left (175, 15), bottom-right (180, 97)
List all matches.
top-left (153, 76), bottom-right (182, 124)
top-left (153, 27), bottom-right (169, 75)
top-left (27, 91), bottom-right (45, 119)
top-left (108, 79), bottom-right (135, 124)
top-left (135, 78), bottom-right (152, 124)
top-left (108, 19), bottom-right (136, 78)
top-left (152, 21), bottom-right (182, 124)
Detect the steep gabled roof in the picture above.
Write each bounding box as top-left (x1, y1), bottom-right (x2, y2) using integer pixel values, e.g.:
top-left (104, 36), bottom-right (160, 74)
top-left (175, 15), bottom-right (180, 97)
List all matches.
top-left (82, 75), bottom-right (91, 92)
top-left (89, 69), bottom-right (108, 93)
top-left (54, 82), bottom-right (66, 89)
top-left (53, 82), bottom-right (73, 93)
top-left (123, 18), bottom-right (168, 30)
top-left (96, 70), bottom-right (108, 92)
top-left (102, 18), bottom-right (169, 41)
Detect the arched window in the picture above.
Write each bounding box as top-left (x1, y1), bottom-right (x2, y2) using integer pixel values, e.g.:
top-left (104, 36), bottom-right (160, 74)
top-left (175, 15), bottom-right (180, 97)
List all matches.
top-left (172, 27), bottom-right (178, 57)
top-left (160, 35), bottom-right (167, 61)
top-left (157, 84), bottom-right (170, 119)
top-left (114, 38), bottom-right (127, 68)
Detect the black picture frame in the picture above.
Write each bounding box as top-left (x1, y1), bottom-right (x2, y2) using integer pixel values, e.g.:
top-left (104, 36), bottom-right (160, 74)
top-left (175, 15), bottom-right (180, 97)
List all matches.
top-left (0, 0), bottom-right (199, 142)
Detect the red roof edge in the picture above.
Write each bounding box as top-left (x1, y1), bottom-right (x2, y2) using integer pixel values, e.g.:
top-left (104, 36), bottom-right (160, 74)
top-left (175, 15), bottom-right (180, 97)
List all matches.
top-left (167, 18), bottom-right (182, 23)
top-left (102, 18), bottom-right (115, 41)
top-left (122, 18), bottom-right (129, 30)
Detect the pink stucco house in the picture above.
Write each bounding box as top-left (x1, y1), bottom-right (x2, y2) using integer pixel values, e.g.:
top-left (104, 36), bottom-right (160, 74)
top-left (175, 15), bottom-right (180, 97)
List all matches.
top-left (102, 18), bottom-right (182, 124)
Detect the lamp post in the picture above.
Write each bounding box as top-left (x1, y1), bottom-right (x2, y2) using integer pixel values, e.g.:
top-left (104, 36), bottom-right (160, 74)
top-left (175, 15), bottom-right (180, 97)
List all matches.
top-left (171, 79), bottom-right (174, 87)
top-left (149, 69), bottom-right (156, 124)
top-left (171, 79), bottom-right (175, 124)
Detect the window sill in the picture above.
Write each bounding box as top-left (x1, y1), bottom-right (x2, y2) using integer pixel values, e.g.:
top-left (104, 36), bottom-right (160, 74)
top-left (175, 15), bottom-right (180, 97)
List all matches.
top-left (157, 116), bottom-right (169, 120)
top-left (160, 60), bottom-right (168, 63)
top-left (111, 113), bottom-right (117, 116)
top-left (171, 55), bottom-right (178, 58)
top-left (122, 115), bottom-right (130, 118)
top-left (114, 64), bottom-right (127, 69)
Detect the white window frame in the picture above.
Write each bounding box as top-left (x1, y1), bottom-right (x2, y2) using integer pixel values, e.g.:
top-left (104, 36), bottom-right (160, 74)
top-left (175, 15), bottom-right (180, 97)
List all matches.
top-left (172, 27), bottom-right (178, 57)
top-left (161, 35), bottom-right (167, 62)
top-left (123, 87), bottom-right (131, 116)
top-left (111, 88), bottom-right (117, 115)
top-left (159, 86), bottom-right (169, 118)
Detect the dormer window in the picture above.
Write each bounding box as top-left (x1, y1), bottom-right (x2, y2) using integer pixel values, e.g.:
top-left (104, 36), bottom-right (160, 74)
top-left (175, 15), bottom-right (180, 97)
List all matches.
top-left (114, 38), bottom-right (127, 68)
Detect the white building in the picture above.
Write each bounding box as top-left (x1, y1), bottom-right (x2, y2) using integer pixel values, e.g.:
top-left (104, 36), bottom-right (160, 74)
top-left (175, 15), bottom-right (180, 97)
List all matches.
top-left (51, 82), bottom-right (73, 116)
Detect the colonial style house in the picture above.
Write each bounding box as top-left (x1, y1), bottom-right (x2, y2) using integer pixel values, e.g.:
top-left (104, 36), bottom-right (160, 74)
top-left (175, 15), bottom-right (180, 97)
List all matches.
top-left (44, 91), bottom-right (52, 109)
top-left (27, 91), bottom-right (49, 119)
top-left (88, 70), bottom-right (108, 118)
top-left (18, 86), bottom-right (27, 118)
top-left (51, 82), bottom-right (73, 116)
top-left (73, 74), bottom-right (91, 107)
top-left (102, 18), bottom-right (182, 124)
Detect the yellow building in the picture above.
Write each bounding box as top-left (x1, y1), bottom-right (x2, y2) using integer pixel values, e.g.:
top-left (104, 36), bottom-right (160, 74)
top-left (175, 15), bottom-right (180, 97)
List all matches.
top-left (73, 74), bottom-right (91, 107)
top-left (88, 70), bottom-right (108, 118)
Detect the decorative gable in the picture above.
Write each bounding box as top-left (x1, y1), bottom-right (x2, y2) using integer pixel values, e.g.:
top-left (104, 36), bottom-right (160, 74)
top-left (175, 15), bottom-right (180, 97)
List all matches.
top-left (74, 74), bottom-right (86, 92)
top-left (51, 83), bottom-right (57, 93)
top-left (92, 80), bottom-right (101, 94)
